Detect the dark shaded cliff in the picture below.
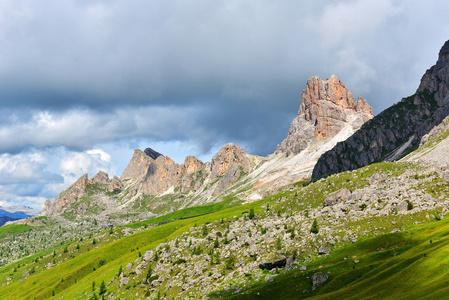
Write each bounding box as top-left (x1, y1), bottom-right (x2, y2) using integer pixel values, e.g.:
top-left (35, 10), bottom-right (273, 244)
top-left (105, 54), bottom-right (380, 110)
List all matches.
top-left (312, 40), bottom-right (449, 179)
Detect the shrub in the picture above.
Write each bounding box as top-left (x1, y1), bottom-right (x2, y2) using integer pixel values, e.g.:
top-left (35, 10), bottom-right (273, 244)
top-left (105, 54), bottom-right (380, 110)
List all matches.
top-left (249, 208), bottom-right (255, 220)
top-left (407, 200), bottom-right (413, 211)
top-left (97, 259), bottom-right (106, 268)
top-left (226, 255), bottom-right (236, 270)
top-left (310, 219), bottom-right (319, 234)
top-left (173, 259), bottom-right (186, 265)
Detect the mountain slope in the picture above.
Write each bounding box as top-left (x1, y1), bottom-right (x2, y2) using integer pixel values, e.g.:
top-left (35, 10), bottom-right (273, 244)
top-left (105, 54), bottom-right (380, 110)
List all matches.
top-left (312, 40), bottom-right (449, 180)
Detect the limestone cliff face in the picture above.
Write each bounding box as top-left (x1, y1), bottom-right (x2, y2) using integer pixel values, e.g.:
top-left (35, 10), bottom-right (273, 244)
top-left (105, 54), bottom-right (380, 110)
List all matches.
top-left (312, 40), bottom-right (449, 180)
top-left (89, 171), bottom-right (109, 185)
top-left (41, 199), bottom-right (52, 215)
top-left (275, 75), bottom-right (373, 156)
top-left (41, 170), bottom-right (124, 216)
top-left (130, 144), bottom-right (254, 197)
top-left (184, 156), bottom-right (204, 174)
top-left (135, 156), bottom-right (184, 195)
top-left (209, 143), bottom-right (253, 196)
top-left (120, 149), bottom-right (154, 181)
top-left (42, 174), bottom-right (88, 216)
top-left (109, 175), bottom-right (125, 192)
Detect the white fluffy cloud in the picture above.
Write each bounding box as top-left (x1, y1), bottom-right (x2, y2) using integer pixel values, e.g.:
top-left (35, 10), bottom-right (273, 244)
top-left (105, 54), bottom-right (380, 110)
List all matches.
top-left (0, 147), bottom-right (118, 210)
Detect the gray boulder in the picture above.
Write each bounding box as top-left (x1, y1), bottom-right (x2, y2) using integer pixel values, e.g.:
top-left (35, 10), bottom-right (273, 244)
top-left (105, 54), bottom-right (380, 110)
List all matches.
top-left (259, 258), bottom-right (287, 270)
top-left (311, 272), bottom-right (329, 290)
top-left (323, 188), bottom-right (351, 207)
top-left (318, 246), bottom-right (330, 255)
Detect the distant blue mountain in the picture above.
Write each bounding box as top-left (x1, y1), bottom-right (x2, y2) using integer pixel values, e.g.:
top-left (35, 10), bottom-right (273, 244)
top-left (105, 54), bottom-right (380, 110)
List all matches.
top-left (0, 209), bottom-right (32, 219)
top-left (0, 216), bottom-right (20, 227)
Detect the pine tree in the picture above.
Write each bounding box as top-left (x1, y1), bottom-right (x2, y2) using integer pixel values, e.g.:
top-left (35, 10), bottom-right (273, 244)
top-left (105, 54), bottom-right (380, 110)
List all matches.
top-left (117, 265), bottom-right (122, 278)
top-left (249, 208), bottom-right (255, 220)
top-left (310, 219), bottom-right (319, 234)
top-left (146, 265), bottom-right (153, 282)
top-left (99, 280), bottom-right (106, 295)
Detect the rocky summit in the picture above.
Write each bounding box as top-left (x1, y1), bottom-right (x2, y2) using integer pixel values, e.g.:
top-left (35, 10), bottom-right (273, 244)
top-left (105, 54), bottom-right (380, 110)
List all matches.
top-left (275, 75), bottom-right (373, 157)
top-left (313, 40), bottom-right (449, 180)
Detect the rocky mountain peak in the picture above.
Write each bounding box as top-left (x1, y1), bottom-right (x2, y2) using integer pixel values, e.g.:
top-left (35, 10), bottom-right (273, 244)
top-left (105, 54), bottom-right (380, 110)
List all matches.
top-left (312, 40), bottom-right (449, 180)
top-left (417, 40), bottom-right (449, 107)
top-left (184, 156), bottom-right (204, 174)
top-left (89, 171), bottom-right (109, 184)
top-left (209, 143), bottom-right (253, 196)
top-left (41, 174), bottom-right (88, 216)
top-left (299, 75), bottom-right (355, 117)
top-left (120, 149), bottom-right (154, 181)
top-left (144, 147), bottom-right (163, 160)
top-left (438, 39), bottom-right (449, 63)
top-left (276, 75), bottom-right (373, 156)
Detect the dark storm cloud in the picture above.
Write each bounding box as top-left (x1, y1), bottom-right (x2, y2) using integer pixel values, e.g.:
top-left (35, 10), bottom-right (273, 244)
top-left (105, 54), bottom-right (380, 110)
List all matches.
top-left (0, 0), bottom-right (449, 157)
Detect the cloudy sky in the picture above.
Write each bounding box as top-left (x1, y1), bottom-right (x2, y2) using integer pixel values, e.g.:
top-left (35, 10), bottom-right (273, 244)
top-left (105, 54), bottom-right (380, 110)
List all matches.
top-left (1, 0), bottom-right (449, 210)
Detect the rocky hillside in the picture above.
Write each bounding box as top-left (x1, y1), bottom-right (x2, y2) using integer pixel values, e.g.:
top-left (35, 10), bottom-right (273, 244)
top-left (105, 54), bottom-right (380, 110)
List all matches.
top-left (312, 39), bottom-right (449, 180)
top-left (404, 114), bottom-right (449, 166)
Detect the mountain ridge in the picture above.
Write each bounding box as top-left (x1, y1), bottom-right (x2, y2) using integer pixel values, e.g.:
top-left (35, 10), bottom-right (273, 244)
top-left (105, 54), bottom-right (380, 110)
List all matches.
top-left (40, 75), bottom-right (373, 220)
top-left (312, 39), bottom-right (449, 180)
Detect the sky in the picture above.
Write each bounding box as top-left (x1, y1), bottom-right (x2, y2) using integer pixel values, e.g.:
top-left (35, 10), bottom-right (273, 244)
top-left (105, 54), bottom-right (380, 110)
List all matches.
top-left (1, 0), bottom-right (449, 210)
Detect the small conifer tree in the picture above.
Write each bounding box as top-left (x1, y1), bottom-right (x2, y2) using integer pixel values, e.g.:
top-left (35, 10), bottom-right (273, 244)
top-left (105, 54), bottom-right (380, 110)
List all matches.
top-left (99, 280), bottom-right (106, 295)
top-left (249, 208), bottom-right (255, 220)
top-left (146, 265), bottom-right (153, 282)
top-left (310, 219), bottom-right (319, 234)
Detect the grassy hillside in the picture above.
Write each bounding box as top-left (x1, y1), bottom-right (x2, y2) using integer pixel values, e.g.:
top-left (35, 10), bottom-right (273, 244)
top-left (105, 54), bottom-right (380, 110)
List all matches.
top-left (0, 197), bottom-right (270, 299)
top-left (0, 156), bottom-right (448, 299)
top-left (224, 216), bottom-right (449, 299)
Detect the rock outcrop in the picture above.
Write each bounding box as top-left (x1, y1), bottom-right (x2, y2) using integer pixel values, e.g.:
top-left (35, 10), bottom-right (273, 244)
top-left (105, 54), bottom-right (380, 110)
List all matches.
top-left (209, 143), bottom-right (253, 196)
top-left (42, 174), bottom-right (88, 216)
top-left (41, 200), bottom-right (52, 215)
top-left (144, 147), bottom-right (163, 160)
top-left (135, 156), bottom-right (184, 195)
top-left (275, 75), bottom-right (373, 156)
top-left (184, 156), bottom-right (204, 174)
top-left (132, 144), bottom-right (255, 197)
top-left (120, 149), bottom-right (154, 181)
top-left (109, 175), bottom-right (124, 192)
top-left (312, 40), bottom-right (449, 180)
top-left (89, 171), bottom-right (109, 185)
